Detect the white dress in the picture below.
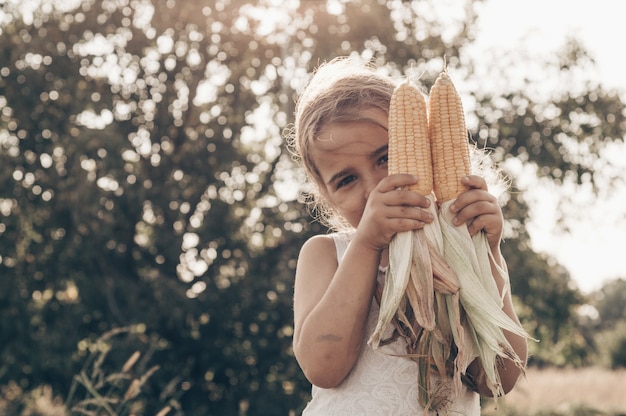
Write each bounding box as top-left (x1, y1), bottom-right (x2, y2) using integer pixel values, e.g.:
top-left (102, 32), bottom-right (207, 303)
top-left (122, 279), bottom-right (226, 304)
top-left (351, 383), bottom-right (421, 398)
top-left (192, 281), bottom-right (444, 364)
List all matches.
top-left (301, 232), bottom-right (480, 416)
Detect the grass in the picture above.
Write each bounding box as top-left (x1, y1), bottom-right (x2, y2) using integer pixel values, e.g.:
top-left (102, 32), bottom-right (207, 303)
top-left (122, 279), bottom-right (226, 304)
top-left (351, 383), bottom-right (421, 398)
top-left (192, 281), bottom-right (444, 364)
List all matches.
top-left (3, 363), bottom-right (626, 415)
top-left (0, 326), bottom-right (183, 416)
top-left (482, 367), bottom-right (626, 416)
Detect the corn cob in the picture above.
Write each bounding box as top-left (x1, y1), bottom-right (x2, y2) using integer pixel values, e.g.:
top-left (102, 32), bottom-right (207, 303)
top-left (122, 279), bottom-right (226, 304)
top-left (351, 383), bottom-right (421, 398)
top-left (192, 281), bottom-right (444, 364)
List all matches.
top-left (388, 81), bottom-right (433, 194)
top-left (373, 71), bottom-right (530, 411)
top-left (370, 80), bottom-right (467, 412)
top-left (429, 69), bottom-right (530, 400)
top-left (429, 70), bottom-right (471, 203)
top-left (369, 81), bottom-right (436, 348)
top-left (388, 81), bottom-right (436, 333)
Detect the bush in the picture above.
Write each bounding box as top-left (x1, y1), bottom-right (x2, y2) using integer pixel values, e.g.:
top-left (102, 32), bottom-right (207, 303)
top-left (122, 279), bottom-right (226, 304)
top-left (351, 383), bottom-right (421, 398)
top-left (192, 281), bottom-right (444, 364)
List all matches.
top-left (609, 333), bottom-right (626, 369)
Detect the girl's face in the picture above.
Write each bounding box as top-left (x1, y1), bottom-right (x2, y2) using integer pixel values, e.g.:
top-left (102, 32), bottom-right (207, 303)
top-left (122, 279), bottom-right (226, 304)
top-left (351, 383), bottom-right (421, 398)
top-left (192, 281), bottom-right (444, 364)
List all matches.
top-left (309, 109), bottom-right (389, 228)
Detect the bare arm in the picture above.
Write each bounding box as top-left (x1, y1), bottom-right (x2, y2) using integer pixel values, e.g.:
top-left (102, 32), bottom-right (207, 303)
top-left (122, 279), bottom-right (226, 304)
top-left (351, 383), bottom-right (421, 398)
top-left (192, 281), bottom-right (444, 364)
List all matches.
top-left (292, 234), bottom-right (382, 388)
top-left (293, 174), bottom-right (433, 388)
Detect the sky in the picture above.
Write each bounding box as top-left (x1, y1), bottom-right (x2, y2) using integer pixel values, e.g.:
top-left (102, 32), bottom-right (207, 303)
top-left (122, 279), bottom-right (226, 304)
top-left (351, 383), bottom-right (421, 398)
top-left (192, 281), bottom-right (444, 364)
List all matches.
top-left (471, 0), bottom-right (626, 293)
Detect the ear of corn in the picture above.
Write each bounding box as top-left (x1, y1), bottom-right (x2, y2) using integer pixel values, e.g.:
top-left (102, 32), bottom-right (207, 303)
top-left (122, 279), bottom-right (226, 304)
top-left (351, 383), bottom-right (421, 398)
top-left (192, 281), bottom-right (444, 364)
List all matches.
top-left (388, 81), bottom-right (433, 194)
top-left (371, 69), bottom-right (530, 411)
top-left (390, 82), bottom-right (436, 333)
top-left (369, 81), bottom-right (436, 348)
top-left (370, 79), bottom-right (464, 411)
top-left (429, 71), bottom-right (471, 203)
top-left (430, 69), bottom-right (531, 400)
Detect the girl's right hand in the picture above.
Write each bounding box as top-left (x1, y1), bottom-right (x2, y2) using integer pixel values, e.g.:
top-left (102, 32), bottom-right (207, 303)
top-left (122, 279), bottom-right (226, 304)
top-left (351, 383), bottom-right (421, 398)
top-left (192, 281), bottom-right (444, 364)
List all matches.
top-left (354, 173), bottom-right (433, 252)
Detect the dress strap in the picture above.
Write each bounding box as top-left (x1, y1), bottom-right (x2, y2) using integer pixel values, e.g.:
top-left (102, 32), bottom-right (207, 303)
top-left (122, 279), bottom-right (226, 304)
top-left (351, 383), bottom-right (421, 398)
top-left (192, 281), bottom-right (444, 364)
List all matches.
top-left (329, 231), bottom-right (353, 264)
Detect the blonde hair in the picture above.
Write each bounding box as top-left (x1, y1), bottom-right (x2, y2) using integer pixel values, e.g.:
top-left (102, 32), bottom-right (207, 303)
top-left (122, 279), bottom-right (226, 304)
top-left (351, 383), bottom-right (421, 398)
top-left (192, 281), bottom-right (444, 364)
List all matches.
top-left (287, 57), bottom-right (397, 230)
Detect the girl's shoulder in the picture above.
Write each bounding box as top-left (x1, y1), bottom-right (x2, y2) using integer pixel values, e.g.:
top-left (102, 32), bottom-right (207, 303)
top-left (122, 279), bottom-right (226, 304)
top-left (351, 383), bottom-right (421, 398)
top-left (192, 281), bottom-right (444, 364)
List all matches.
top-left (298, 231), bottom-right (354, 266)
top-left (294, 234), bottom-right (343, 304)
top-left (298, 234), bottom-right (336, 264)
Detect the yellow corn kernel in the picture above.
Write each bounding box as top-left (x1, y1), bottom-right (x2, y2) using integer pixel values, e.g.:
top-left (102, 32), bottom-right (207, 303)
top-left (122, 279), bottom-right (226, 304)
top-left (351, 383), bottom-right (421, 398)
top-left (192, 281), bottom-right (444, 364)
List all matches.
top-left (429, 71), bottom-right (471, 202)
top-left (389, 81), bottom-right (436, 332)
top-left (388, 81), bottom-right (432, 195)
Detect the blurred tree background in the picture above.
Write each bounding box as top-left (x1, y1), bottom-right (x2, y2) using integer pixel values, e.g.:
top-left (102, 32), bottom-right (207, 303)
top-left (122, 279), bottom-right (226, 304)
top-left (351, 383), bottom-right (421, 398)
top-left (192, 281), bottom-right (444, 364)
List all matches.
top-left (0, 0), bottom-right (624, 415)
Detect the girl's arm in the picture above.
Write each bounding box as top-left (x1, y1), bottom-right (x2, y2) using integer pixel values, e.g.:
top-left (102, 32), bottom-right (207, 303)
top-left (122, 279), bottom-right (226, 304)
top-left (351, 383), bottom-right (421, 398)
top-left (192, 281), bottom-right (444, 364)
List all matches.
top-left (293, 174), bottom-right (433, 388)
top-left (450, 175), bottom-right (528, 396)
top-left (292, 234), bottom-right (382, 388)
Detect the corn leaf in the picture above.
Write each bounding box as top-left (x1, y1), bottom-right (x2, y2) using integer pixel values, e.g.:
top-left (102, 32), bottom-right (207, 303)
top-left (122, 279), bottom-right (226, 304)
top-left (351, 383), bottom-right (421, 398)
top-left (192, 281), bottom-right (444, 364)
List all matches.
top-left (369, 230), bottom-right (413, 348)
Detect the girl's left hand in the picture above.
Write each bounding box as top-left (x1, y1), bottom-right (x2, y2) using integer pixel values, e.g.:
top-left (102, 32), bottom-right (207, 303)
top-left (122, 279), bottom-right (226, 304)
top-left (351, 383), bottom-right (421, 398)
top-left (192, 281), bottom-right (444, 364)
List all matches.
top-left (449, 175), bottom-right (503, 250)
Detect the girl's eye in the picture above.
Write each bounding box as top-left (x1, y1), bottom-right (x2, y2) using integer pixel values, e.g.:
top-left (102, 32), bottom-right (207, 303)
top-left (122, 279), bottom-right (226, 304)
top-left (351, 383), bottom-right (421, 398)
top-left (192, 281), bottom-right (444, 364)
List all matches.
top-left (336, 175), bottom-right (356, 190)
top-left (378, 154), bottom-right (388, 165)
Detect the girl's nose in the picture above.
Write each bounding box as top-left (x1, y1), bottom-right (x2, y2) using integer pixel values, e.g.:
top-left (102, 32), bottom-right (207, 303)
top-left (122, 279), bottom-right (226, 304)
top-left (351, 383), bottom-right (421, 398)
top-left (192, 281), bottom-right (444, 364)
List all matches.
top-left (363, 178), bottom-right (378, 200)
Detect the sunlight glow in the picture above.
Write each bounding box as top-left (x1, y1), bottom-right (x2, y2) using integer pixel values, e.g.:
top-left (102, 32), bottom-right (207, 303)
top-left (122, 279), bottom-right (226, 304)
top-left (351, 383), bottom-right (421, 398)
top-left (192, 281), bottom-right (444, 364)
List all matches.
top-left (471, 0), bottom-right (626, 292)
top-left (76, 109), bottom-right (114, 129)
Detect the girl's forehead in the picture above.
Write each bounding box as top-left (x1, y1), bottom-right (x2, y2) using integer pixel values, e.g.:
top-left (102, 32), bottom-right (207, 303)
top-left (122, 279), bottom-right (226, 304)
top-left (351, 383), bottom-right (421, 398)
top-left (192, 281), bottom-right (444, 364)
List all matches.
top-left (315, 117), bottom-right (387, 150)
top-left (315, 108), bottom-right (388, 142)
top-left (332, 108), bottom-right (388, 129)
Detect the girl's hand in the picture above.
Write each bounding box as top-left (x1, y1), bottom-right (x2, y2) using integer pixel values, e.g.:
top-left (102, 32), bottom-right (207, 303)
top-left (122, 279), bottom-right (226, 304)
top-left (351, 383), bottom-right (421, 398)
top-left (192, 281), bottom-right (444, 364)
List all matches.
top-left (355, 173), bottom-right (433, 252)
top-left (449, 175), bottom-right (503, 250)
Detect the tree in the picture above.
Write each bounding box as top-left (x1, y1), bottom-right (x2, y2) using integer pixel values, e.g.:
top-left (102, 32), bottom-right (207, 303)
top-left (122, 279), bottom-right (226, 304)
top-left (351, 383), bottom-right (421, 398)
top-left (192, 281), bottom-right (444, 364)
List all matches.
top-left (584, 279), bottom-right (626, 368)
top-left (1, 0), bottom-right (309, 413)
top-left (592, 279), bottom-right (626, 329)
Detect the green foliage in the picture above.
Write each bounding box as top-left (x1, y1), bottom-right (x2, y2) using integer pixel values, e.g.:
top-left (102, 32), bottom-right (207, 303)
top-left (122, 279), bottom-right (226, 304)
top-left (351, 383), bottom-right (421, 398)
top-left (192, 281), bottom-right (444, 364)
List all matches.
top-left (592, 279), bottom-right (626, 329)
top-left (0, 0), bottom-right (309, 413)
top-left (0, 0), bottom-right (624, 414)
top-left (609, 335), bottom-right (626, 369)
top-left (593, 321), bottom-right (626, 370)
top-left (586, 280), bottom-right (626, 368)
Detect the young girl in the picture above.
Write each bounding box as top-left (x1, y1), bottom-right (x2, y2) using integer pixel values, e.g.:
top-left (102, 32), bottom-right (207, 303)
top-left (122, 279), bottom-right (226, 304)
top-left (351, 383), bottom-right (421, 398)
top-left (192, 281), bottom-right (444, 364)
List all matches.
top-left (288, 57), bottom-right (528, 415)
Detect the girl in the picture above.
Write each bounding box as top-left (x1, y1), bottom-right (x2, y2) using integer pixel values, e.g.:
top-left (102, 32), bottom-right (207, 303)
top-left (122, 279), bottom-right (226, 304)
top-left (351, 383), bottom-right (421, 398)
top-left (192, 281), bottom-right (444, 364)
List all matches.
top-left (288, 57), bottom-right (528, 415)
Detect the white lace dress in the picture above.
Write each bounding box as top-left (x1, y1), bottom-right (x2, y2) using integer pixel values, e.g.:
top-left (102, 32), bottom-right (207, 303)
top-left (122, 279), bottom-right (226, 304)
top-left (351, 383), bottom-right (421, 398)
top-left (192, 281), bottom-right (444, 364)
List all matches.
top-left (301, 232), bottom-right (480, 416)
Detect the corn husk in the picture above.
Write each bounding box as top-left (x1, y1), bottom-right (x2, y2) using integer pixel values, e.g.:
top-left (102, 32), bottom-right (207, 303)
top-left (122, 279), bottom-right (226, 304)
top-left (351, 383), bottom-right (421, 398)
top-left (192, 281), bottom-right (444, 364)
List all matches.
top-left (438, 199), bottom-right (529, 398)
top-left (368, 230), bottom-right (413, 348)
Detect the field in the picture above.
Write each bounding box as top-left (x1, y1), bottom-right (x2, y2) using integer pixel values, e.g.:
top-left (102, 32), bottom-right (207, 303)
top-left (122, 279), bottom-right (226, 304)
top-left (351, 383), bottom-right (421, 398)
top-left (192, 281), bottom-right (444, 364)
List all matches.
top-left (3, 367), bottom-right (626, 415)
top-left (482, 367), bottom-right (626, 416)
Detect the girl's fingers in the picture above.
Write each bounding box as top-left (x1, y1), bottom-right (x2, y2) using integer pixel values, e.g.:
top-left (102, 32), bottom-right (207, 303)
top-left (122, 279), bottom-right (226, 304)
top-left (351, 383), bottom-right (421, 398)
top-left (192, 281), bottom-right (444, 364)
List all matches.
top-left (378, 173), bottom-right (419, 192)
top-left (452, 200), bottom-right (494, 226)
top-left (439, 175), bottom-right (503, 244)
top-left (391, 217), bottom-right (429, 232)
top-left (452, 189), bottom-right (495, 212)
top-left (386, 190), bottom-right (431, 210)
top-left (466, 215), bottom-right (490, 236)
top-left (377, 175), bottom-right (432, 209)
top-left (395, 205), bottom-right (433, 223)
top-left (461, 175), bottom-right (488, 190)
